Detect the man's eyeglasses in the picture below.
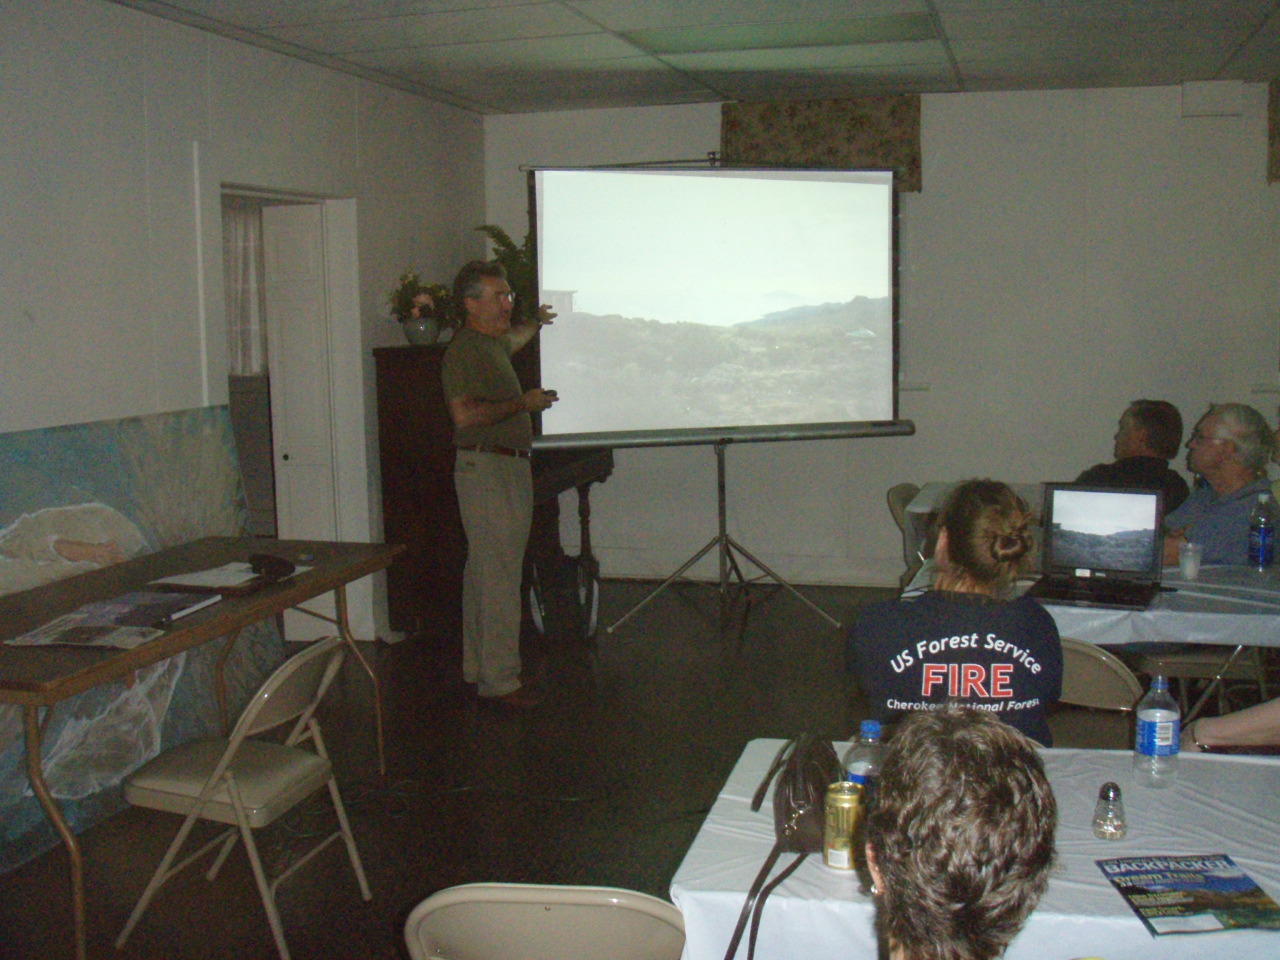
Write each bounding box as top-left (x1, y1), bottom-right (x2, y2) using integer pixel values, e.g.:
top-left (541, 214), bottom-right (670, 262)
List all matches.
top-left (1188, 431), bottom-right (1231, 445)
top-left (493, 290), bottom-right (516, 303)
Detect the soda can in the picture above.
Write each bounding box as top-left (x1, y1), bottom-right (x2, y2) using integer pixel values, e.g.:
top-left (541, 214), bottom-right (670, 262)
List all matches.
top-left (823, 780), bottom-right (862, 870)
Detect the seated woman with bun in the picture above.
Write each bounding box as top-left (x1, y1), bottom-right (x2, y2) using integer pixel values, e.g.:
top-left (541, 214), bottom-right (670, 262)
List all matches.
top-left (865, 705), bottom-right (1058, 960)
top-left (847, 479), bottom-right (1063, 744)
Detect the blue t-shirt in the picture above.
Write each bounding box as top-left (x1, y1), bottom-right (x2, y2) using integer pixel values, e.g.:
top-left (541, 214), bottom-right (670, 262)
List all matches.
top-left (1164, 478), bottom-right (1271, 565)
top-left (846, 590), bottom-right (1063, 746)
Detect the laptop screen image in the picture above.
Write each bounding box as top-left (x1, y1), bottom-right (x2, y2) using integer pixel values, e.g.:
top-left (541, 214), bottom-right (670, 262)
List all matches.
top-left (1040, 485), bottom-right (1164, 581)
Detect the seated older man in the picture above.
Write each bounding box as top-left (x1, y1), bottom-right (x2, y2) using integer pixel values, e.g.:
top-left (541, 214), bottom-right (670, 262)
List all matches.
top-left (1163, 403), bottom-right (1274, 565)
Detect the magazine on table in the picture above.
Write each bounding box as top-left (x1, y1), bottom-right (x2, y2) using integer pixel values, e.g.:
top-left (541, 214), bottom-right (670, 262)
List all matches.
top-left (1098, 853), bottom-right (1280, 936)
top-left (5, 591), bottom-right (222, 650)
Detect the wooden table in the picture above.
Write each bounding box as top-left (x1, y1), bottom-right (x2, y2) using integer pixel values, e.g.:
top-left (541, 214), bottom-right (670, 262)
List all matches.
top-left (0, 536), bottom-right (403, 960)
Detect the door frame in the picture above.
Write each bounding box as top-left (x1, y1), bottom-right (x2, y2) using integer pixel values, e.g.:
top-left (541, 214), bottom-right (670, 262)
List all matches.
top-left (218, 190), bottom-right (378, 640)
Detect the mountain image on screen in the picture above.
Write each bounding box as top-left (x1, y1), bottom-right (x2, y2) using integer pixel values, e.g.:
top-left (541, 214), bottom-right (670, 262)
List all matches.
top-left (1051, 526), bottom-right (1156, 572)
top-left (533, 166), bottom-right (898, 445)
top-left (540, 296), bottom-right (891, 436)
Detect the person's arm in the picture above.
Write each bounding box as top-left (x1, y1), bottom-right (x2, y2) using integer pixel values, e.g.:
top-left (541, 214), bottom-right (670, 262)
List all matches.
top-left (1183, 696), bottom-right (1280, 750)
top-left (506, 306), bottom-right (556, 353)
top-left (447, 388), bottom-right (557, 431)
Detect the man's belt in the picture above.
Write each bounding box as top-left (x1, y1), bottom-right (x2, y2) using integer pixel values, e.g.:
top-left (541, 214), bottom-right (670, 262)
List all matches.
top-left (457, 443), bottom-right (531, 459)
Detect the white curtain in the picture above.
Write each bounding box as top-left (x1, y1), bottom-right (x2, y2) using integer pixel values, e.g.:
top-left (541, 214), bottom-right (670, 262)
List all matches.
top-left (222, 196), bottom-right (268, 376)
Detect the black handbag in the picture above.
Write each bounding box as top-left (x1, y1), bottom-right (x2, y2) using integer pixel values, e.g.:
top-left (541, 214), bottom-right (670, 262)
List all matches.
top-left (722, 734), bottom-right (842, 960)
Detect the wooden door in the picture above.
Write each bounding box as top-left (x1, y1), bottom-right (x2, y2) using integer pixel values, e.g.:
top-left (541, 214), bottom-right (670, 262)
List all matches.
top-left (263, 203), bottom-right (338, 641)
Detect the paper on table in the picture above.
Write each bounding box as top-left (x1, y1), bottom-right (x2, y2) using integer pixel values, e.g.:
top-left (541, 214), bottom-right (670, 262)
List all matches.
top-left (150, 561), bottom-right (311, 595)
top-left (150, 562), bottom-right (262, 591)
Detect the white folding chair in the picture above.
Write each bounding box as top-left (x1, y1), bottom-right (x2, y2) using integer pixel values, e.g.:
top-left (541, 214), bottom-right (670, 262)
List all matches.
top-left (115, 635), bottom-right (371, 960)
top-left (887, 482), bottom-right (921, 591)
top-left (1048, 637), bottom-right (1144, 749)
top-left (1134, 644), bottom-right (1270, 719)
top-left (404, 882), bottom-right (685, 960)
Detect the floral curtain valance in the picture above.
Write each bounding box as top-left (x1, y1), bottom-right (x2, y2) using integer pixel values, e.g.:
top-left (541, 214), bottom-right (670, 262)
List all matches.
top-left (720, 96), bottom-right (922, 192)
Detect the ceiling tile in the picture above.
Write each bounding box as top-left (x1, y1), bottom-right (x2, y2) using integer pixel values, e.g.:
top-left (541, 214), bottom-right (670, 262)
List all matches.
top-left (268, 4), bottom-right (601, 54)
top-left (184, 0), bottom-right (541, 29)
top-left (663, 40), bottom-right (949, 73)
top-left (712, 66), bottom-right (958, 102)
top-left (940, 7), bottom-right (1264, 40)
top-left (350, 32), bottom-right (642, 71)
top-left (416, 57), bottom-right (718, 112)
top-left (1221, 10), bottom-right (1280, 79)
top-left (625, 15), bottom-right (937, 56)
top-left (564, 1), bottom-right (931, 32)
top-left (101, 0), bottom-right (1280, 113)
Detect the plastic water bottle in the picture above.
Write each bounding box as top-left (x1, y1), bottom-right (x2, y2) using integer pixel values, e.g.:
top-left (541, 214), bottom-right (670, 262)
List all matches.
top-left (1247, 491), bottom-right (1276, 570)
top-left (842, 719), bottom-right (883, 792)
top-left (1133, 676), bottom-right (1179, 788)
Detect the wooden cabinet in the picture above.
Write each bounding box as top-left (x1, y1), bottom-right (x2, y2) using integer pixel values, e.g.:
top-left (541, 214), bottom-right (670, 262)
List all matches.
top-left (374, 341), bottom-right (612, 642)
top-left (373, 345), bottom-right (465, 638)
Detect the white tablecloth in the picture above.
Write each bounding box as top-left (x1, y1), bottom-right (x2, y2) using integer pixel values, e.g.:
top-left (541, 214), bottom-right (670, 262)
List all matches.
top-left (903, 558), bottom-right (1280, 649)
top-left (671, 739), bottom-right (1280, 960)
top-left (1045, 564), bottom-right (1280, 649)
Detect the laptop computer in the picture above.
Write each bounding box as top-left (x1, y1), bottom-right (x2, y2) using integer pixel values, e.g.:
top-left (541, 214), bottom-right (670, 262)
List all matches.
top-left (1027, 483), bottom-right (1165, 610)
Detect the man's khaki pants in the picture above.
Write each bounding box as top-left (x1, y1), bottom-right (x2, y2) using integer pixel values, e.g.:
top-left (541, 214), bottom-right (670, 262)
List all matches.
top-left (454, 449), bottom-right (532, 698)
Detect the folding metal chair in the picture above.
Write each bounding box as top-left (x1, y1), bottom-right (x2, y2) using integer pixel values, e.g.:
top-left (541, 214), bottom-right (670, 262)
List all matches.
top-left (115, 635), bottom-right (371, 960)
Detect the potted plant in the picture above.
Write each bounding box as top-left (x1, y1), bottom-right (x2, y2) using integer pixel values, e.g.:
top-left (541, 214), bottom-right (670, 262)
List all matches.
top-left (476, 224), bottom-right (538, 325)
top-left (388, 271), bottom-right (456, 345)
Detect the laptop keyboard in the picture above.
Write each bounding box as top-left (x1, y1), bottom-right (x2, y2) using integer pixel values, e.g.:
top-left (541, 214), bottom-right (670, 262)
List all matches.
top-left (1033, 577), bottom-right (1157, 608)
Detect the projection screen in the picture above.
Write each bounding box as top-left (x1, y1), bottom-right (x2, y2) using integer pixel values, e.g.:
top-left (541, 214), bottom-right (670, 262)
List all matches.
top-left (532, 167), bottom-right (904, 449)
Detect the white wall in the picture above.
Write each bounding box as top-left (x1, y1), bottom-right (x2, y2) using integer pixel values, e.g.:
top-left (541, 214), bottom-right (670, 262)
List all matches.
top-left (0, 0), bottom-right (485, 637)
top-left (2, 0), bottom-right (483, 428)
top-left (486, 87), bottom-right (1280, 587)
top-left (6, 1), bottom-right (1278, 595)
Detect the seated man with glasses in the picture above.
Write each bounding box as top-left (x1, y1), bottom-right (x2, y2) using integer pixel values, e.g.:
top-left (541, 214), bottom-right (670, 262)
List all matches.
top-left (1163, 403), bottom-right (1274, 565)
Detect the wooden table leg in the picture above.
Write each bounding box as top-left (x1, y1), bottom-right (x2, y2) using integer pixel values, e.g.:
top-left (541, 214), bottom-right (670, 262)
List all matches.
top-left (290, 587), bottom-right (386, 774)
top-left (333, 586), bottom-right (385, 775)
top-left (24, 704), bottom-right (87, 960)
top-left (213, 628), bottom-right (243, 734)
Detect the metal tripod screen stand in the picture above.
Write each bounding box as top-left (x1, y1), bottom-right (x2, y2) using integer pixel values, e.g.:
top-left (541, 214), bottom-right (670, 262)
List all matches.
top-left (607, 440), bottom-right (841, 634)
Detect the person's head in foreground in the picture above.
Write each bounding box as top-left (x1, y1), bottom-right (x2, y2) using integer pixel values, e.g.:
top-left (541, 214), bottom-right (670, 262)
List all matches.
top-left (933, 479), bottom-right (1034, 597)
top-left (865, 706), bottom-right (1058, 960)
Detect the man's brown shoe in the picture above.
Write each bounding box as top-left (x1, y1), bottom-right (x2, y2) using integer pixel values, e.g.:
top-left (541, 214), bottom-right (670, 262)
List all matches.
top-left (480, 685), bottom-right (544, 710)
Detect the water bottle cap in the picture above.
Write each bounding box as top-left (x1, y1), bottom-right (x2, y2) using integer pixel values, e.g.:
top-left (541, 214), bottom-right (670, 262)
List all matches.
top-left (1098, 781), bottom-right (1121, 801)
top-left (860, 719), bottom-right (882, 740)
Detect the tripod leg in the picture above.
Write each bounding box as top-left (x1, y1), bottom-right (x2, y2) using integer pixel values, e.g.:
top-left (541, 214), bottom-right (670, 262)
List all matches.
top-left (726, 536), bottom-right (842, 628)
top-left (605, 440), bottom-right (841, 636)
top-left (606, 535), bottom-right (721, 633)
